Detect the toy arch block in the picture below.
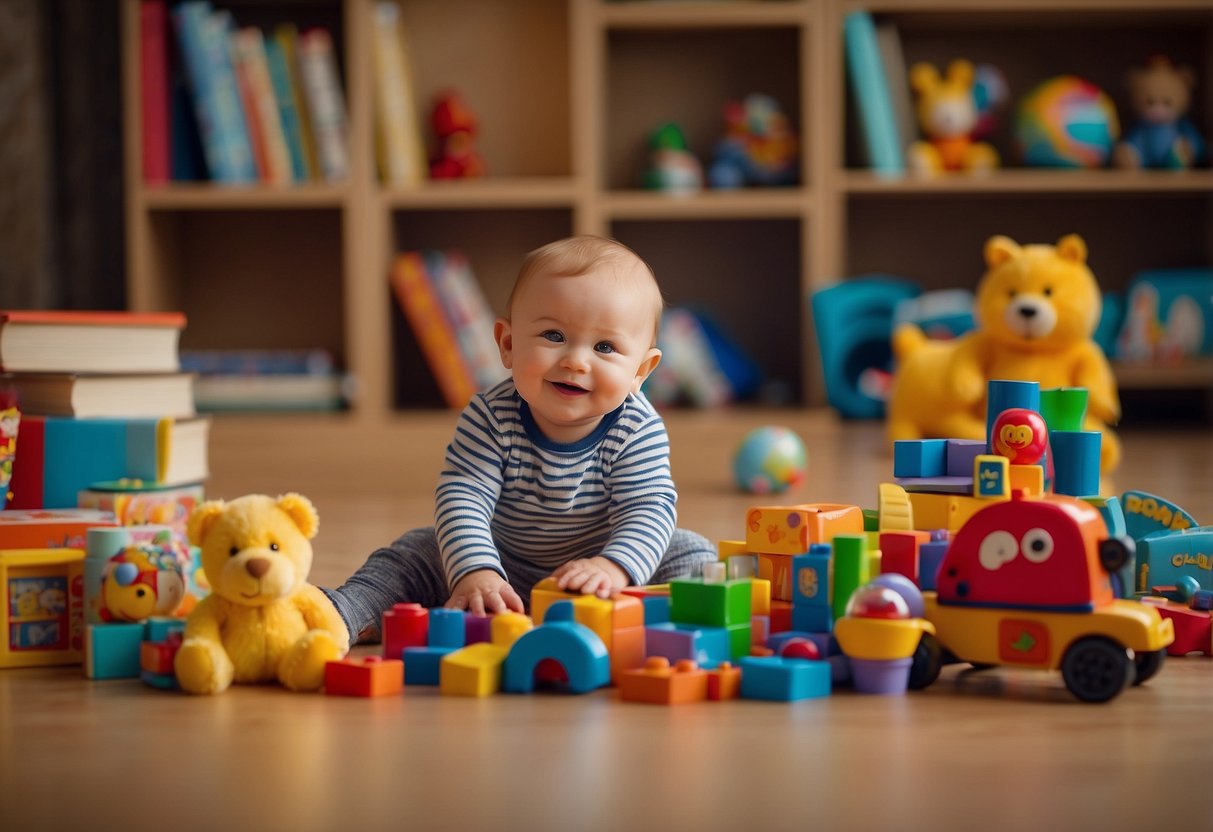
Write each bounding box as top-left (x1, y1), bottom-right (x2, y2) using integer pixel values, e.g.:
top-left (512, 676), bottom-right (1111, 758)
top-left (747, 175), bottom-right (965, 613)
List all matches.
top-left (502, 601), bottom-right (610, 694)
top-left (529, 578), bottom-right (644, 682)
top-left (619, 657), bottom-right (709, 704)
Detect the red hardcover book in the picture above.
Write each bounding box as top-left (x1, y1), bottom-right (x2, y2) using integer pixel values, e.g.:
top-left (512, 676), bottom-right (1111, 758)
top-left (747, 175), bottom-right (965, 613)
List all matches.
top-left (140, 0), bottom-right (171, 183)
top-left (0, 509), bottom-right (118, 550)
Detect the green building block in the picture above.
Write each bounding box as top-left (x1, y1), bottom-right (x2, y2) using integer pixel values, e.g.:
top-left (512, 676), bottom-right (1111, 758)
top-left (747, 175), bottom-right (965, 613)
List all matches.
top-left (726, 621), bottom-right (752, 660)
top-left (669, 579), bottom-right (752, 628)
top-left (832, 534), bottom-right (870, 621)
top-left (1040, 387), bottom-right (1088, 433)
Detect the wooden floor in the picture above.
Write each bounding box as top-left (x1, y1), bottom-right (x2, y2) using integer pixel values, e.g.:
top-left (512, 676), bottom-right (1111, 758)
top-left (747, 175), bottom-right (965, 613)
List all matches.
top-left (4, 410), bottom-right (1212, 831)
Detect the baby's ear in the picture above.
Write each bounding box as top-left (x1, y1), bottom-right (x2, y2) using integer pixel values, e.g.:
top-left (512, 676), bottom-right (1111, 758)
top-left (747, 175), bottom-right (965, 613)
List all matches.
top-left (277, 493), bottom-right (319, 540)
top-left (188, 500), bottom-right (227, 547)
top-left (632, 348), bottom-right (662, 393)
top-left (494, 318), bottom-right (514, 369)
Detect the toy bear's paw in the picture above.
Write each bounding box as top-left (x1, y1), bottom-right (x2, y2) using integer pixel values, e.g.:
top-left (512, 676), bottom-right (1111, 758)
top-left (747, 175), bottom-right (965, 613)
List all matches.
top-left (174, 637), bottom-right (235, 695)
top-left (950, 366), bottom-right (985, 404)
top-left (279, 630), bottom-right (343, 692)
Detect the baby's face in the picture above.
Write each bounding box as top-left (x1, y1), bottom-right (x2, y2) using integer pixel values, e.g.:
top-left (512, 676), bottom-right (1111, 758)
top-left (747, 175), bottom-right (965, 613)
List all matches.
top-left (496, 265), bottom-right (661, 444)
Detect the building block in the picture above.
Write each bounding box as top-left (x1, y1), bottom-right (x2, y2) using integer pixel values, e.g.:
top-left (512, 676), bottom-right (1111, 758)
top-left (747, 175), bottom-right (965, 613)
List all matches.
top-left (863, 508), bottom-right (880, 531)
top-left (402, 646), bottom-right (454, 686)
top-left (465, 614), bottom-right (492, 645)
top-left (878, 482), bottom-right (913, 531)
top-left (490, 611), bottom-right (533, 648)
top-left (896, 476), bottom-right (973, 494)
top-left (985, 380), bottom-right (1041, 454)
top-left (738, 655), bottom-right (832, 701)
top-left (756, 553), bottom-right (794, 601)
top-left (427, 608), bottom-right (466, 649)
top-left (918, 537), bottom-right (950, 592)
top-left (707, 662), bottom-right (741, 700)
top-left (140, 670), bottom-right (178, 690)
top-left (769, 600), bottom-right (792, 633)
top-left (144, 617), bottom-right (185, 642)
top-left (528, 580), bottom-right (644, 682)
top-left (1192, 590), bottom-right (1213, 612)
top-left (382, 602), bottom-right (428, 660)
top-left (502, 601), bottom-right (610, 694)
top-left (879, 530), bottom-right (930, 585)
top-left (1039, 386), bottom-right (1088, 432)
top-left (907, 491), bottom-right (987, 532)
top-left (792, 604), bottom-right (833, 634)
top-left (946, 439), bottom-right (987, 477)
top-left (84, 622), bottom-right (145, 680)
top-left (745, 503), bottom-right (865, 555)
top-left (750, 577), bottom-right (771, 616)
top-left (717, 540), bottom-right (748, 560)
top-left (440, 642), bottom-right (509, 697)
top-left (893, 439), bottom-right (947, 478)
top-left (751, 615), bottom-right (770, 647)
top-left (1009, 464), bottom-right (1044, 496)
top-left (620, 584), bottom-right (671, 601)
top-left (618, 657), bottom-right (708, 705)
top-left (645, 622), bottom-right (730, 668)
top-left (0, 547), bottom-right (86, 668)
top-left (326, 656), bottom-right (405, 697)
top-left (702, 562), bottom-right (727, 582)
top-left (669, 578), bottom-right (752, 628)
top-left (792, 547), bottom-right (831, 608)
top-left (974, 454), bottom-right (1010, 499)
top-left (639, 595), bottom-right (670, 625)
top-left (1137, 526), bottom-right (1213, 594)
top-left (832, 535), bottom-right (870, 620)
top-left (726, 553), bottom-right (759, 580)
top-left (140, 633), bottom-right (181, 675)
top-left (1050, 430), bottom-right (1101, 497)
top-left (1151, 603), bottom-right (1212, 656)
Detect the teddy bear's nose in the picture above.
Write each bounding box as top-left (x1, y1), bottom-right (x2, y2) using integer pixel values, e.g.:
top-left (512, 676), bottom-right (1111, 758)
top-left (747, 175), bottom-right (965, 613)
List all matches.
top-left (246, 558), bottom-right (272, 579)
top-left (1017, 305), bottom-right (1038, 319)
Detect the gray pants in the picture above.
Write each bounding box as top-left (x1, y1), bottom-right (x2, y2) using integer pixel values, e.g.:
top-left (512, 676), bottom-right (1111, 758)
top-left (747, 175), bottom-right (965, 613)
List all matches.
top-left (323, 527), bottom-right (717, 644)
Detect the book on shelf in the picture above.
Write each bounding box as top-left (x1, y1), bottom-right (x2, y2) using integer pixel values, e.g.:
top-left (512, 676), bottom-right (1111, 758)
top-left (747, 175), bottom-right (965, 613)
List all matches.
top-left (140, 0), bottom-right (171, 184)
top-left (2, 373), bottom-right (196, 420)
top-left (843, 10), bottom-right (905, 174)
top-left (231, 26), bottom-right (293, 185)
top-left (874, 19), bottom-right (916, 160)
top-left (0, 509), bottom-right (118, 550)
top-left (273, 24), bottom-right (321, 181)
top-left (264, 30), bottom-right (311, 182)
top-left (172, 0), bottom-right (257, 182)
top-left (427, 251), bottom-right (509, 392)
top-left (297, 27), bottom-right (350, 182)
top-left (180, 348), bottom-right (346, 411)
top-left (0, 310), bottom-right (186, 374)
top-left (370, 0), bottom-right (426, 185)
top-left (390, 252), bottom-right (477, 409)
top-left (8, 416), bottom-right (210, 511)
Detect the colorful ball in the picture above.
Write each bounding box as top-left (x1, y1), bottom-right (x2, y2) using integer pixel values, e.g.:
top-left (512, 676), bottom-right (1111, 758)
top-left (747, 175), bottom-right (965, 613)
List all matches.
top-left (1015, 76), bottom-right (1120, 168)
top-left (733, 426), bottom-right (807, 494)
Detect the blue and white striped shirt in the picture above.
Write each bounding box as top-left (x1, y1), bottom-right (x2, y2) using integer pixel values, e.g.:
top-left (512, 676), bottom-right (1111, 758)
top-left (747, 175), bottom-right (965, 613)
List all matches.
top-left (435, 378), bottom-right (677, 588)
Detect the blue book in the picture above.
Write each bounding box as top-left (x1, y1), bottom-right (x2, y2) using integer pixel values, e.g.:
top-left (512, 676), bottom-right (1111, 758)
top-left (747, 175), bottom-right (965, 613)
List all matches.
top-left (843, 10), bottom-right (905, 173)
top-left (172, 1), bottom-right (257, 182)
top-left (264, 35), bottom-right (310, 182)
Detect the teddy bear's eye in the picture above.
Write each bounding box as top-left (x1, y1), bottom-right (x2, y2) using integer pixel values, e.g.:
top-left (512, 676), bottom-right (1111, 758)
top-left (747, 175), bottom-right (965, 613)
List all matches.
top-left (1008, 289), bottom-right (1017, 299)
top-left (1043, 286), bottom-right (1052, 297)
top-left (229, 546), bottom-right (239, 557)
top-left (269, 542), bottom-right (279, 552)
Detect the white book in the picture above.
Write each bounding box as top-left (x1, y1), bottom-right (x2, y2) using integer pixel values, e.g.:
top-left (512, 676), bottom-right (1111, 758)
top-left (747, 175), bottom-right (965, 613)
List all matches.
top-left (297, 28), bottom-right (349, 182)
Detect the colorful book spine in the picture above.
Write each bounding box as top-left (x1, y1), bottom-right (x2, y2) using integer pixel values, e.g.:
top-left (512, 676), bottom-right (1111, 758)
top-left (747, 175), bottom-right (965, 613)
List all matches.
top-left (0, 509), bottom-right (118, 550)
top-left (139, 0), bottom-right (171, 183)
top-left (370, 1), bottom-right (425, 185)
top-left (390, 252), bottom-right (476, 409)
top-left (8, 417), bottom-right (195, 510)
top-left (297, 28), bottom-right (349, 182)
top-left (232, 26), bottom-right (293, 184)
top-left (428, 251), bottom-right (508, 391)
top-left (274, 24), bottom-right (320, 180)
top-left (264, 33), bottom-right (310, 182)
top-left (172, 1), bottom-right (257, 182)
top-left (843, 10), bottom-right (905, 174)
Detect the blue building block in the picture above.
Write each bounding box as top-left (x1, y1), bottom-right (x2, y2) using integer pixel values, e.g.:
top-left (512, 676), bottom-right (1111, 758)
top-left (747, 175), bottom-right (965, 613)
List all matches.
top-left (1051, 430), bottom-right (1101, 497)
top-left (792, 550), bottom-right (831, 608)
top-left (738, 655), bottom-right (832, 701)
top-left (791, 604), bottom-right (833, 634)
top-left (84, 622), bottom-right (145, 680)
top-left (402, 646), bottom-right (455, 685)
top-left (144, 617), bottom-right (185, 642)
top-left (893, 439), bottom-right (947, 478)
top-left (502, 601), bottom-right (609, 694)
top-left (1191, 590), bottom-right (1213, 611)
top-left (985, 380), bottom-right (1040, 454)
top-left (919, 538), bottom-right (949, 592)
top-left (427, 608), bottom-right (466, 649)
top-left (1137, 526), bottom-right (1213, 594)
top-left (641, 595), bottom-right (670, 625)
top-left (645, 622), bottom-right (730, 669)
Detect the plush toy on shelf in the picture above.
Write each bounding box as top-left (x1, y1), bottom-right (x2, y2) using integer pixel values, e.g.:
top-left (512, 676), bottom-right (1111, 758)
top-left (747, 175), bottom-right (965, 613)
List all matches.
top-left (707, 93), bottom-right (798, 188)
top-left (642, 122), bottom-right (704, 194)
top-left (1114, 55), bottom-right (1208, 170)
top-left (885, 234), bottom-right (1122, 472)
top-left (173, 493), bottom-right (350, 694)
top-left (429, 90), bottom-right (487, 179)
top-left (907, 59), bottom-right (1000, 174)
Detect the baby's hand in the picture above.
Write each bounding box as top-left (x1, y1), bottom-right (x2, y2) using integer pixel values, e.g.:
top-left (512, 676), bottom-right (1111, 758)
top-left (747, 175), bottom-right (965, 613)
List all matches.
top-left (551, 557), bottom-right (629, 599)
top-left (446, 569), bottom-right (525, 616)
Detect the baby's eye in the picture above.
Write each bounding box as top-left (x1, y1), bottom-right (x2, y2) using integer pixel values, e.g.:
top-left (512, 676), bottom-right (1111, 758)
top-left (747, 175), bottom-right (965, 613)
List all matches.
top-left (594, 341), bottom-right (616, 354)
top-left (541, 330), bottom-right (564, 343)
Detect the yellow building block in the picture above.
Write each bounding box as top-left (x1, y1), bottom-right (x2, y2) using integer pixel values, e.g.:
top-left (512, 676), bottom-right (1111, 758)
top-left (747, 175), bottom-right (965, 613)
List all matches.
top-left (440, 642), bottom-right (508, 697)
top-left (878, 482), bottom-right (913, 530)
top-left (908, 491), bottom-right (991, 532)
top-left (1009, 464), bottom-right (1044, 497)
top-left (717, 540), bottom-right (748, 559)
top-left (490, 611), bottom-right (533, 648)
top-left (745, 503), bottom-right (865, 556)
top-left (528, 578), bottom-right (645, 682)
top-left (750, 577), bottom-right (771, 616)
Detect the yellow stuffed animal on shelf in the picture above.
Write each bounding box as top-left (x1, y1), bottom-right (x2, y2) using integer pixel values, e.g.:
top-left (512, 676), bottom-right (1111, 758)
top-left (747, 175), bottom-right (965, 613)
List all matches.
top-left (886, 234), bottom-right (1122, 472)
top-left (174, 493), bottom-right (349, 694)
top-left (907, 59), bottom-right (999, 174)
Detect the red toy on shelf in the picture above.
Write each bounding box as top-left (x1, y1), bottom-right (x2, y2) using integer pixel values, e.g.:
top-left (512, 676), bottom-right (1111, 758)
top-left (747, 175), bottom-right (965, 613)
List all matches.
top-left (428, 90), bottom-right (486, 179)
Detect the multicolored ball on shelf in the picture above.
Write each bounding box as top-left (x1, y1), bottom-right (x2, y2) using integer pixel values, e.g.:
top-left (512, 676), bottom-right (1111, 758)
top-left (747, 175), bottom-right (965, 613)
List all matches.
top-left (733, 426), bottom-right (808, 495)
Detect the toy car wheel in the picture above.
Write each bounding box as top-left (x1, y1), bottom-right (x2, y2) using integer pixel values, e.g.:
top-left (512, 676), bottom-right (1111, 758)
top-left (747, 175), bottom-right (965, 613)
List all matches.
top-left (908, 632), bottom-right (943, 690)
top-left (1098, 537), bottom-right (1133, 573)
top-left (1060, 637), bottom-right (1134, 703)
top-left (1132, 649), bottom-right (1165, 686)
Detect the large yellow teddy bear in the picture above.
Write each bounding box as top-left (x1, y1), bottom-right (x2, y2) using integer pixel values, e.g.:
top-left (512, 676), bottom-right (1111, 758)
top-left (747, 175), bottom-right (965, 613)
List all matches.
top-left (886, 234), bottom-right (1121, 472)
top-left (174, 493), bottom-right (350, 694)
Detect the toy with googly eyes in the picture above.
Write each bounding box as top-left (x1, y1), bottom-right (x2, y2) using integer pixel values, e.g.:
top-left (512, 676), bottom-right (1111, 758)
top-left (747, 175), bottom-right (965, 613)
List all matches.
top-left (990, 407), bottom-right (1048, 464)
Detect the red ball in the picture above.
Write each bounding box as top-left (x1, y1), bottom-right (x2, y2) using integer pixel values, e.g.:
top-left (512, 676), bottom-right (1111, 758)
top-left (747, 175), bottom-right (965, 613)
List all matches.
top-left (779, 637), bottom-right (821, 661)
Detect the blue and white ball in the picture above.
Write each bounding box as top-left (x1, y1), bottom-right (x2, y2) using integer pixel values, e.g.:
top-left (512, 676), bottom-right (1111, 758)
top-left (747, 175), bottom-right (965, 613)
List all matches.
top-left (733, 426), bottom-right (808, 494)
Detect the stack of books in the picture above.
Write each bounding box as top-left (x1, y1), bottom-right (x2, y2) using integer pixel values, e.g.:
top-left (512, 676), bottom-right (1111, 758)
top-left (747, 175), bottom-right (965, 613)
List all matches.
top-left (0, 310), bottom-right (210, 510)
top-left (141, 0), bottom-right (348, 185)
top-left (180, 348), bottom-right (348, 412)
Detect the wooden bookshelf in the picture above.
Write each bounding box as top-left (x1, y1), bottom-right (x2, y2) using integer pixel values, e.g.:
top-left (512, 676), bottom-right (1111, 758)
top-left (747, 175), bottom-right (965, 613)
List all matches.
top-left (122, 0), bottom-right (1213, 420)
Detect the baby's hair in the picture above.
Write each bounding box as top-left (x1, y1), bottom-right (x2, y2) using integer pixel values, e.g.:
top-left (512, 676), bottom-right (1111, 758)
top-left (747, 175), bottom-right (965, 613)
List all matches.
top-left (507, 235), bottom-right (665, 341)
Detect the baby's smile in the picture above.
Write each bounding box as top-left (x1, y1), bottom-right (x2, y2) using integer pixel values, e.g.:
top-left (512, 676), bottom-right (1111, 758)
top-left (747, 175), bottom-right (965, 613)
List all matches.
top-left (550, 380), bottom-right (589, 396)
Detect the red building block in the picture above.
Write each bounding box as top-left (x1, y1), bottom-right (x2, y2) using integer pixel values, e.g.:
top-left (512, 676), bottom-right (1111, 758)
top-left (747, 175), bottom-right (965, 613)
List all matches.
top-left (707, 661), bottom-right (741, 700)
top-left (769, 600), bottom-right (793, 633)
top-left (383, 603), bottom-right (429, 660)
top-left (325, 656), bottom-right (405, 697)
top-left (139, 632), bottom-right (182, 676)
top-left (1154, 603), bottom-right (1213, 656)
top-left (879, 530), bottom-right (931, 586)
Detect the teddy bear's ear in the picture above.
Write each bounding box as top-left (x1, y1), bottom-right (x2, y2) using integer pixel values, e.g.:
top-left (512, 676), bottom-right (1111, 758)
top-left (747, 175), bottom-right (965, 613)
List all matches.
top-left (909, 62), bottom-right (940, 94)
top-left (277, 493), bottom-right (319, 540)
top-left (187, 500), bottom-right (227, 547)
top-left (984, 235), bottom-right (1021, 268)
top-left (1056, 234), bottom-right (1088, 264)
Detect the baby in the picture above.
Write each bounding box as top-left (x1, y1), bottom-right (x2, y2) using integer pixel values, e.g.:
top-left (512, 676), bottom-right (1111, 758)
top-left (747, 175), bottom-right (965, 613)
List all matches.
top-left (325, 235), bottom-right (716, 641)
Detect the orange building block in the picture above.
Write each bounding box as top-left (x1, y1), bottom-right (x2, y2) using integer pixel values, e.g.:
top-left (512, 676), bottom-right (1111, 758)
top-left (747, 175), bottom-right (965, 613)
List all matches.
top-left (619, 657), bottom-right (708, 705)
top-left (324, 656), bottom-right (404, 697)
top-left (1009, 464), bottom-right (1044, 497)
top-left (530, 578), bottom-right (645, 683)
top-left (745, 503), bottom-right (865, 556)
top-left (707, 662), bottom-right (741, 700)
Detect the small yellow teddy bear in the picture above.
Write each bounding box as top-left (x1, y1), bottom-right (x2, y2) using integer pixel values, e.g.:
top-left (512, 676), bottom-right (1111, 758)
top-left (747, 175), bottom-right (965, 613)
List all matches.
top-left (907, 59), bottom-right (999, 174)
top-left (174, 493), bottom-right (349, 694)
top-left (886, 234), bottom-right (1121, 472)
